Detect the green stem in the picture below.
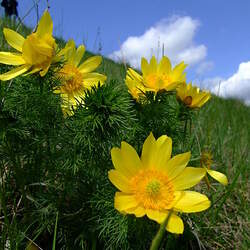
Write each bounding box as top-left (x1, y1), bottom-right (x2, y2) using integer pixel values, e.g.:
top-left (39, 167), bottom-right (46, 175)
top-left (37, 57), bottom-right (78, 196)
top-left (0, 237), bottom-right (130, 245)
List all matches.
top-left (149, 211), bottom-right (172, 250)
top-left (52, 212), bottom-right (59, 250)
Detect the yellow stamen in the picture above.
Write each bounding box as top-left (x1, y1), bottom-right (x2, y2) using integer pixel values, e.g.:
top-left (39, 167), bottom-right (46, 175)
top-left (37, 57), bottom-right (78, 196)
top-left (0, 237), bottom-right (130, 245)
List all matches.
top-left (130, 169), bottom-right (174, 210)
top-left (146, 179), bottom-right (161, 196)
top-left (59, 64), bottom-right (83, 95)
top-left (145, 74), bottom-right (172, 90)
top-left (201, 151), bottom-right (213, 169)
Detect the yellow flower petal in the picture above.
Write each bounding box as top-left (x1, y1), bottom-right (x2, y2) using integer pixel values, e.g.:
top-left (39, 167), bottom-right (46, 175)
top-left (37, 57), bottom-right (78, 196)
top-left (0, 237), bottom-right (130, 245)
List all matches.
top-left (125, 76), bottom-right (144, 100)
top-left (158, 56), bottom-right (171, 74)
top-left (172, 61), bottom-right (187, 80)
top-left (74, 45), bottom-right (85, 67)
top-left (154, 135), bottom-right (172, 170)
top-left (108, 170), bottom-right (132, 193)
top-left (23, 67), bottom-right (41, 76)
top-left (120, 141), bottom-right (142, 170)
top-left (165, 81), bottom-right (182, 91)
top-left (53, 39), bottom-right (75, 62)
top-left (64, 40), bottom-right (76, 61)
top-left (149, 56), bottom-right (157, 73)
top-left (78, 56), bottom-right (102, 74)
top-left (207, 169), bottom-right (228, 185)
top-left (39, 64), bottom-right (50, 77)
top-left (166, 213), bottom-right (184, 234)
top-left (111, 148), bottom-right (138, 178)
top-left (165, 152), bottom-right (191, 180)
top-left (142, 135), bottom-right (172, 169)
top-left (176, 82), bottom-right (186, 99)
top-left (141, 132), bottom-right (156, 168)
top-left (82, 72), bottom-right (107, 84)
top-left (3, 28), bottom-right (25, 52)
top-left (146, 210), bottom-right (184, 234)
top-left (0, 52), bottom-right (25, 65)
top-left (22, 34), bottom-right (54, 65)
top-left (195, 93), bottom-right (211, 108)
top-left (114, 192), bottom-right (138, 212)
top-left (127, 68), bottom-right (143, 83)
top-left (36, 11), bottom-right (53, 37)
top-left (0, 65), bottom-right (30, 81)
top-left (141, 57), bottom-right (149, 75)
top-left (172, 167), bottom-right (206, 190)
top-left (173, 191), bottom-right (211, 213)
top-left (146, 209), bottom-right (167, 223)
top-left (125, 206), bottom-right (146, 217)
top-left (155, 134), bottom-right (171, 148)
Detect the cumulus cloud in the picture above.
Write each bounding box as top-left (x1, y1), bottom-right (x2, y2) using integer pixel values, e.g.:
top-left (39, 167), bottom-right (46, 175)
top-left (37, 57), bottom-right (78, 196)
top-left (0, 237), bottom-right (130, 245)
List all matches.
top-left (196, 61), bottom-right (214, 75)
top-left (109, 16), bottom-right (207, 68)
top-left (205, 62), bottom-right (250, 105)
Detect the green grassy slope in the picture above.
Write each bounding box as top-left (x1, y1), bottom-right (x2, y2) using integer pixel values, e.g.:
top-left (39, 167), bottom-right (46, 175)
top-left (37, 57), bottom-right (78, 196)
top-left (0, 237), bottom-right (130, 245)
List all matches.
top-left (0, 17), bottom-right (249, 249)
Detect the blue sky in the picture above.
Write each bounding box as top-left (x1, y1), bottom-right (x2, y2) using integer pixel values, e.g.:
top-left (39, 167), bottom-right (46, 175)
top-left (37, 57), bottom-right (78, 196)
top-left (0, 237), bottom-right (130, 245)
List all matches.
top-left (2, 0), bottom-right (250, 103)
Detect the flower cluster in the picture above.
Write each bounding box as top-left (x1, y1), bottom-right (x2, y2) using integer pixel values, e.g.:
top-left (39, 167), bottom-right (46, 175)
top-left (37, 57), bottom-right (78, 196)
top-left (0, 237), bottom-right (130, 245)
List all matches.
top-left (125, 56), bottom-right (211, 108)
top-left (0, 11), bottom-right (106, 115)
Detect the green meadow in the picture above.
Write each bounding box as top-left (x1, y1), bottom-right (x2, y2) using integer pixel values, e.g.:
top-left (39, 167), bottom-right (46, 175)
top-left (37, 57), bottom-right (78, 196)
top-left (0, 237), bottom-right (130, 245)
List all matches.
top-left (0, 17), bottom-right (249, 250)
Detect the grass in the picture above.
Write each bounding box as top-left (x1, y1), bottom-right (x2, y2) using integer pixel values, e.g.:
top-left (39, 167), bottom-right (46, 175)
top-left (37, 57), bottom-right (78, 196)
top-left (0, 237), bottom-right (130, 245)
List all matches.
top-left (0, 16), bottom-right (249, 250)
top-left (196, 97), bottom-right (249, 249)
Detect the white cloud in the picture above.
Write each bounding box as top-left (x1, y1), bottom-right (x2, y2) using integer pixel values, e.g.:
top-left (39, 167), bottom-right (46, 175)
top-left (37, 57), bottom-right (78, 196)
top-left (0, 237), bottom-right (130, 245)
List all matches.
top-left (109, 16), bottom-right (207, 68)
top-left (196, 61), bottom-right (214, 75)
top-left (205, 62), bottom-right (250, 105)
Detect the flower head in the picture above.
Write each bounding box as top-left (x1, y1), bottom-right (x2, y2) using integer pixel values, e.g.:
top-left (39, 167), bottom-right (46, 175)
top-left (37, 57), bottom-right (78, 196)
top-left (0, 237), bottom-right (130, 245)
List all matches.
top-left (125, 56), bottom-right (187, 100)
top-left (108, 133), bottom-right (210, 234)
top-left (201, 151), bottom-right (228, 186)
top-left (177, 82), bottom-right (211, 108)
top-left (54, 40), bottom-right (106, 116)
top-left (0, 11), bottom-right (60, 80)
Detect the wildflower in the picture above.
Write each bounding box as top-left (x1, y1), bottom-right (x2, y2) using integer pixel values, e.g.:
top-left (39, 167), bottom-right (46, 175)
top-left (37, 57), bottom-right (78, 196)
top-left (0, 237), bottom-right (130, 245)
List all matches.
top-left (201, 151), bottom-right (228, 186)
top-left (108, 133), bottom-right (210, 234)
top-left (0, 11), bottom-right (62, 80)
top-left (125, 70), bottom-right (145, 100)
top-left (125, 56), bottom-right (186, 99)
top-left (54, 40), bottom-right (106, 116)
top-left (177, 82), bottom-right (211, 108)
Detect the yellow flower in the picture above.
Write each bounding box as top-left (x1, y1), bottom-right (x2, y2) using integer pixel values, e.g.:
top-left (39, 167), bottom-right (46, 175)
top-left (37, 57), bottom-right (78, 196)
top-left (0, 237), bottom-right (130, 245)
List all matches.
top-left (125, 56), bottom-right (187, 99)
top-left (201, 151), bottom-right (228, 186)
top-left (0, 11), bottom-right (61, 80)
top-left (108, 133), bottom-right (210, 234)
top-left (177, 82), bottom-right (211, 108)
top-left (54, 40), bottom-right (106, 116)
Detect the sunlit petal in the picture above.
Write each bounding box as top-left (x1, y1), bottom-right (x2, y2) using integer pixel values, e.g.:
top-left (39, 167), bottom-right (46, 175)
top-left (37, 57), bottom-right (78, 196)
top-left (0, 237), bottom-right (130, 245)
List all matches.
top-left (3, 28), bottom-right (25, 52)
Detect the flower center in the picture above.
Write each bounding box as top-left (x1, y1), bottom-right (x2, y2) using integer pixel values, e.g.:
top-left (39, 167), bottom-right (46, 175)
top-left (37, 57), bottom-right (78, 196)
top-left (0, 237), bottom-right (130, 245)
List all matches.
top-left (145, 73), bottom-right (172, 90)
top-left (58, 64), bottom-right (83, 95)
top-left (201, 152), bottom-right (213, 169)
top-left (146, 179), bottom-right (161, 196)
top-left (130, 169), bottom-right (174, 210)
top-left (184, 96), bottom-right (193, 106)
